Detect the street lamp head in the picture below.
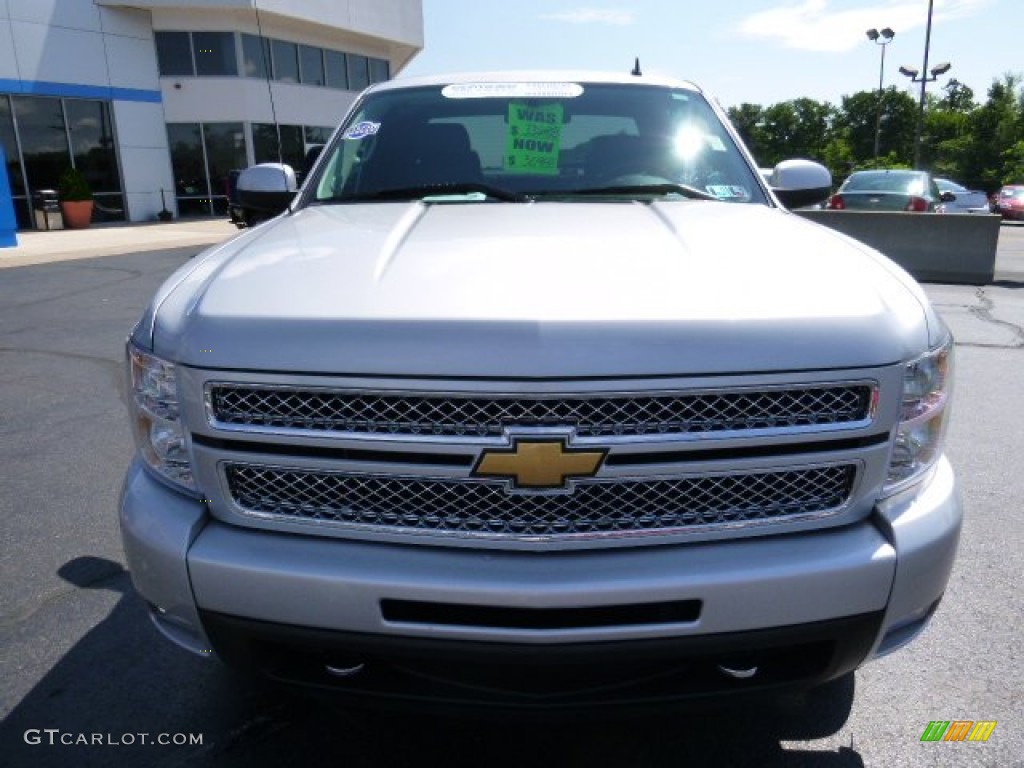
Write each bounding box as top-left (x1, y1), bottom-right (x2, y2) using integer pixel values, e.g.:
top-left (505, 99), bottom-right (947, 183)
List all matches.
top-left (931, 61), bottom-right (952, 76)
top-left (899, 66), bottom-right (919, 78)
top-left (867, 27), bottom-right (894, 43)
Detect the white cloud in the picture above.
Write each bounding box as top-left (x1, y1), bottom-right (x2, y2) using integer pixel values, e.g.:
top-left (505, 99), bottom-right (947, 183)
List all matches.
top-left (738, 0), bottom-right (992, 53)
top-left (539, 8), bottom-right (636, 25)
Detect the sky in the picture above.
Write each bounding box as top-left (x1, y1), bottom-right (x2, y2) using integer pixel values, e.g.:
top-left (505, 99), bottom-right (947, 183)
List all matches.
top-left (400, 0), bottom-right (1021, 109)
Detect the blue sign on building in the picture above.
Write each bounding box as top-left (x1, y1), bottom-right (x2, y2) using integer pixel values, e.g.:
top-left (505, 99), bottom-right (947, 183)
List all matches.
top-left (0, 145), bottom-right (18, 247)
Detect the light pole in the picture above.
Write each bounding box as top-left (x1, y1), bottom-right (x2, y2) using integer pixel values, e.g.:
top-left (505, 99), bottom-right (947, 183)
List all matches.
top-left (899, 0), bottom-right (951, 169)
top-left (866, 27), bottom-right (895, 165)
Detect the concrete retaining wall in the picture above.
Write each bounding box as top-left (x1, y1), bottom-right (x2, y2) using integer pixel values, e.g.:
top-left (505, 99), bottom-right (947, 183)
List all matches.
top-left (795, 210), bottom-right (1001, 285)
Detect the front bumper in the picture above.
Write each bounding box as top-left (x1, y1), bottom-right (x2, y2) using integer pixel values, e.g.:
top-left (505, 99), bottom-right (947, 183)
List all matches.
top-left (120, 456), bottom-right (961, 705)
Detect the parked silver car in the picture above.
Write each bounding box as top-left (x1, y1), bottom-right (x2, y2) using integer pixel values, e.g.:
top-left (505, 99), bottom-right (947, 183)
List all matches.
top-left (935, 178), bottom-right (991, 214)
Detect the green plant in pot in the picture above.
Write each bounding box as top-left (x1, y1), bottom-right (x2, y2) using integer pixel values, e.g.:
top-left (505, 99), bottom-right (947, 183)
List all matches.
top-left (58, 168), bottom-right (94, 229)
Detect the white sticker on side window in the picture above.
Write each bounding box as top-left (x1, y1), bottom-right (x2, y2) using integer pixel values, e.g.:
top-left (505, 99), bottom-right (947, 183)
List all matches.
top-left (344, 121), bottom-right (381, 140)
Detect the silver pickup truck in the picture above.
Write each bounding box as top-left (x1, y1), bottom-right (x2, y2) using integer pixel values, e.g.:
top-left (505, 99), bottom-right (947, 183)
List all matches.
top-left (121, 71), bottom-right (961, 711)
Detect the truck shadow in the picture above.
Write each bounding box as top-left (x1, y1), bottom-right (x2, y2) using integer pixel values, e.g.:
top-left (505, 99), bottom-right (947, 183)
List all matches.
top-left (0, 557), bottom-right (862, 768)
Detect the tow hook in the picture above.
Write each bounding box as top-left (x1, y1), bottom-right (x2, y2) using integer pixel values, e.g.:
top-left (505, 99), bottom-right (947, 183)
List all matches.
top-left (718, 664), bottom-right (759, 680)
top-left (325, 663), bottom-right (365, 678)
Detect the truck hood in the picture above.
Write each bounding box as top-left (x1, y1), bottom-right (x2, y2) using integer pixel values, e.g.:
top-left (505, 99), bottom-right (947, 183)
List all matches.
top-left (151, 200), bottom-right (931, 377)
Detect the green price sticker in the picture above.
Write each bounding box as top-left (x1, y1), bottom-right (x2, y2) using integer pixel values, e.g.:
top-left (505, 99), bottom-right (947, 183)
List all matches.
top-left (505, 101), bottom-right (563, 175)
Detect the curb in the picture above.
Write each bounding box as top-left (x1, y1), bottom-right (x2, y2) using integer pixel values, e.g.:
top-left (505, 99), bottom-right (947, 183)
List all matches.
top-left (0, 219), bottom-right (239, 269)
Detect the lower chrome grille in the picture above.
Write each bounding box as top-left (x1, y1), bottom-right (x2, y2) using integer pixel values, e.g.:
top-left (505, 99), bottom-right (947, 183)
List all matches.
top-left (224, 463), bottom-right (856, 540)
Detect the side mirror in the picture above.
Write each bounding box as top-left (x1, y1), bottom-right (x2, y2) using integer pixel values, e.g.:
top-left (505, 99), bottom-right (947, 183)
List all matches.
top-left (236, 163), bottom-right (297, 223)
top-left (940, 190), bottom-right (957, 203)
top-left (769, 159), bottom-right (832, 209)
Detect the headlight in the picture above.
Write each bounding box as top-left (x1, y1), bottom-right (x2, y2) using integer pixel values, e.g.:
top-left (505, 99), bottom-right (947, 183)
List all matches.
top-left (884, 336), bottom-right (953, 494)
top-left (128, 343), bottom-right (196, 493)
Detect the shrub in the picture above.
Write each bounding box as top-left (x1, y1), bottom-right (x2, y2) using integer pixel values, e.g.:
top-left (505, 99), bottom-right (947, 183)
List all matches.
top-left (58, 168), bottom-right (92, 202)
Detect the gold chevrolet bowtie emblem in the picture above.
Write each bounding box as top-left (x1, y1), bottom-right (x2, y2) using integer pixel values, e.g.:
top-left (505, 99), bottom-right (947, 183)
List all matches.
top-left (473, 440), bottom-right (606, 490)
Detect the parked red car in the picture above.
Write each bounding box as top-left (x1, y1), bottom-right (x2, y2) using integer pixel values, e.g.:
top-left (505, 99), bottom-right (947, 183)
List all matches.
top-left (993, 185), bottom-right (1024, 221)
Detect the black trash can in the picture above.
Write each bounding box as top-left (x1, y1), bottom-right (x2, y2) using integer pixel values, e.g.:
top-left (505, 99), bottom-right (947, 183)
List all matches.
top-left (32, 190), bottom-right (63, 231)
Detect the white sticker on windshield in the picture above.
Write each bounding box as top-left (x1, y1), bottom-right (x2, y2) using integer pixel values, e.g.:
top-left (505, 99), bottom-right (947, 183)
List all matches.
top-left (706, 185), bottom-right (750, 200)
top-left (442, 82), bottom-right (584, 99)
top-left (344, 121), bottom-right (381, 140)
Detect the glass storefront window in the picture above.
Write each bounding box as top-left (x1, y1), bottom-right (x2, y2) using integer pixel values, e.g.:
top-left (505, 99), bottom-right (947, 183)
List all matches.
top-left (252, 123), bottom-right (304, 170)
top-left (203, 123), bottom-right (246, 212)
top-left (154, 30), bottom-right (387, 92)
top-left (325, 51), bottom-right (348, 90)
top-left (252, 123), bottom-right (281, 165)
top-left (12, 96), bottom-right (70, 193)
top-left (347, 55), bottom-right (369, 92)
top-left (167, 122), bottom-right (246, 216)
top-left (0, 95), bottom-right (30, 228)
top-left (304, 126), bottom-right (333, 146)
top-left (272, 40), bottom-right (299, 83)
top-left (278, 125), bottom-right (305, 170)
top-left (193, 31), bottom-right (238, 77)
top-left (167, 122), bottom-right (207, 215)
top-left (299, 45), bottom-right (324, 87)
top-left (66, 99), bottom-right (119, 193)
top-left (0, 96), bottom-right (24, 196)
top-left (241, 34), bottom-right (270, 79)
top-left (368, 58), bottom-right (390, 85)
top-left (4, 95), bottom-right (125, 228)
top-left (66, 99), bottom-right (124, 221)
top-left (155, 31), bottom-right (194, 76)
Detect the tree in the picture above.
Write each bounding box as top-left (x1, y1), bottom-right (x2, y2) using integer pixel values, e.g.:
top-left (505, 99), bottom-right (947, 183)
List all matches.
top-left (726, 103), bottom-right (765, 158)
top-left (921, 96), bottom-right (970, 178)
top-left (723, 71), bottom-right (1023, 188)
top-left (839, 88), bottom-right (917, 167)
top-left (961, 74), bottom-right (1024, 190)
top-left (734, 98), bottom-right (836, 168)
top-left (940, 79), bottom-right (975, 112)
top-left (919, 80), bottom-right (977, 180)
top-left (1003, 140), bottom-right (1024, 183)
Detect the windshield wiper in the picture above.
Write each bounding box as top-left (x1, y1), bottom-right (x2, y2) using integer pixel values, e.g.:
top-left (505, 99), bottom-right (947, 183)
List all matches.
top-left (549, 183), bottom-right (718, 201)
top-left (320, 183), bottom-right (532, 204)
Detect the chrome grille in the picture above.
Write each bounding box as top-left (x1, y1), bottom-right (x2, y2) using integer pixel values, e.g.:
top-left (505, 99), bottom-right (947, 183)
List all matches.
top-left (225, 464), bottom-right (856, 539)
top-left (208, 385), bottom-right (873, 437)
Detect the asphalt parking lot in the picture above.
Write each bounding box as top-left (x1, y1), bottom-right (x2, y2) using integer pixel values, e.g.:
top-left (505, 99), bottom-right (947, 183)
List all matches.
top-left (1, 221), bottom-right (1022, 767)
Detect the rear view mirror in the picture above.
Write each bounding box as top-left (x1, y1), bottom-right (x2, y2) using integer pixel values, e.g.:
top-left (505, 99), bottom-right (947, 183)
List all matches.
top-left (769, 159), bottom-right (832, 210)
top-left (235, 163), bottom-right (297, 225)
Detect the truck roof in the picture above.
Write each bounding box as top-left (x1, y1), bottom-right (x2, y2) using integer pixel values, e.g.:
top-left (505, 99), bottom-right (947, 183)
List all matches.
top-left (370, 69), bottom-right (704, 95)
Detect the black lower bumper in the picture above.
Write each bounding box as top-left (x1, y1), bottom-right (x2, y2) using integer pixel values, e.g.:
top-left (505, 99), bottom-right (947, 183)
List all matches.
top-left (200, 610), bottom-right (883, 713)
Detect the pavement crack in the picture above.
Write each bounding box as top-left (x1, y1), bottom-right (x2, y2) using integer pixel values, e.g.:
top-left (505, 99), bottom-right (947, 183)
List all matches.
top-left (0, 346), bottom-right (121, 369)
top-left (965, 287), bottom-right (1024, 348)
top-left (73, 263), bottom-right (146, 279)
top-left (0, 346), bottom-right (126, 414)
top-left (0, 567), bottom-right (129, 634)
top-left (157, 705), bottom-right (295, 766)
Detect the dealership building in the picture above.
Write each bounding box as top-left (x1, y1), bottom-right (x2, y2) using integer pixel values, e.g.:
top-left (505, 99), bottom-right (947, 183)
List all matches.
top-left (0, 0), bottom-right (423, 228)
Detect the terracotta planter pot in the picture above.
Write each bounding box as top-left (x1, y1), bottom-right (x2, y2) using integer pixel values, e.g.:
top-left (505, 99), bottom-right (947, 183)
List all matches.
top-left (61, 200), bottom-right (94, 229)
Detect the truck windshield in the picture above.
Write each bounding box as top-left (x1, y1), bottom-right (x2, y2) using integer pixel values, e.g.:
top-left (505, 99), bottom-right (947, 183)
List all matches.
top-left (311, 82), bottom-right (765, 204)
